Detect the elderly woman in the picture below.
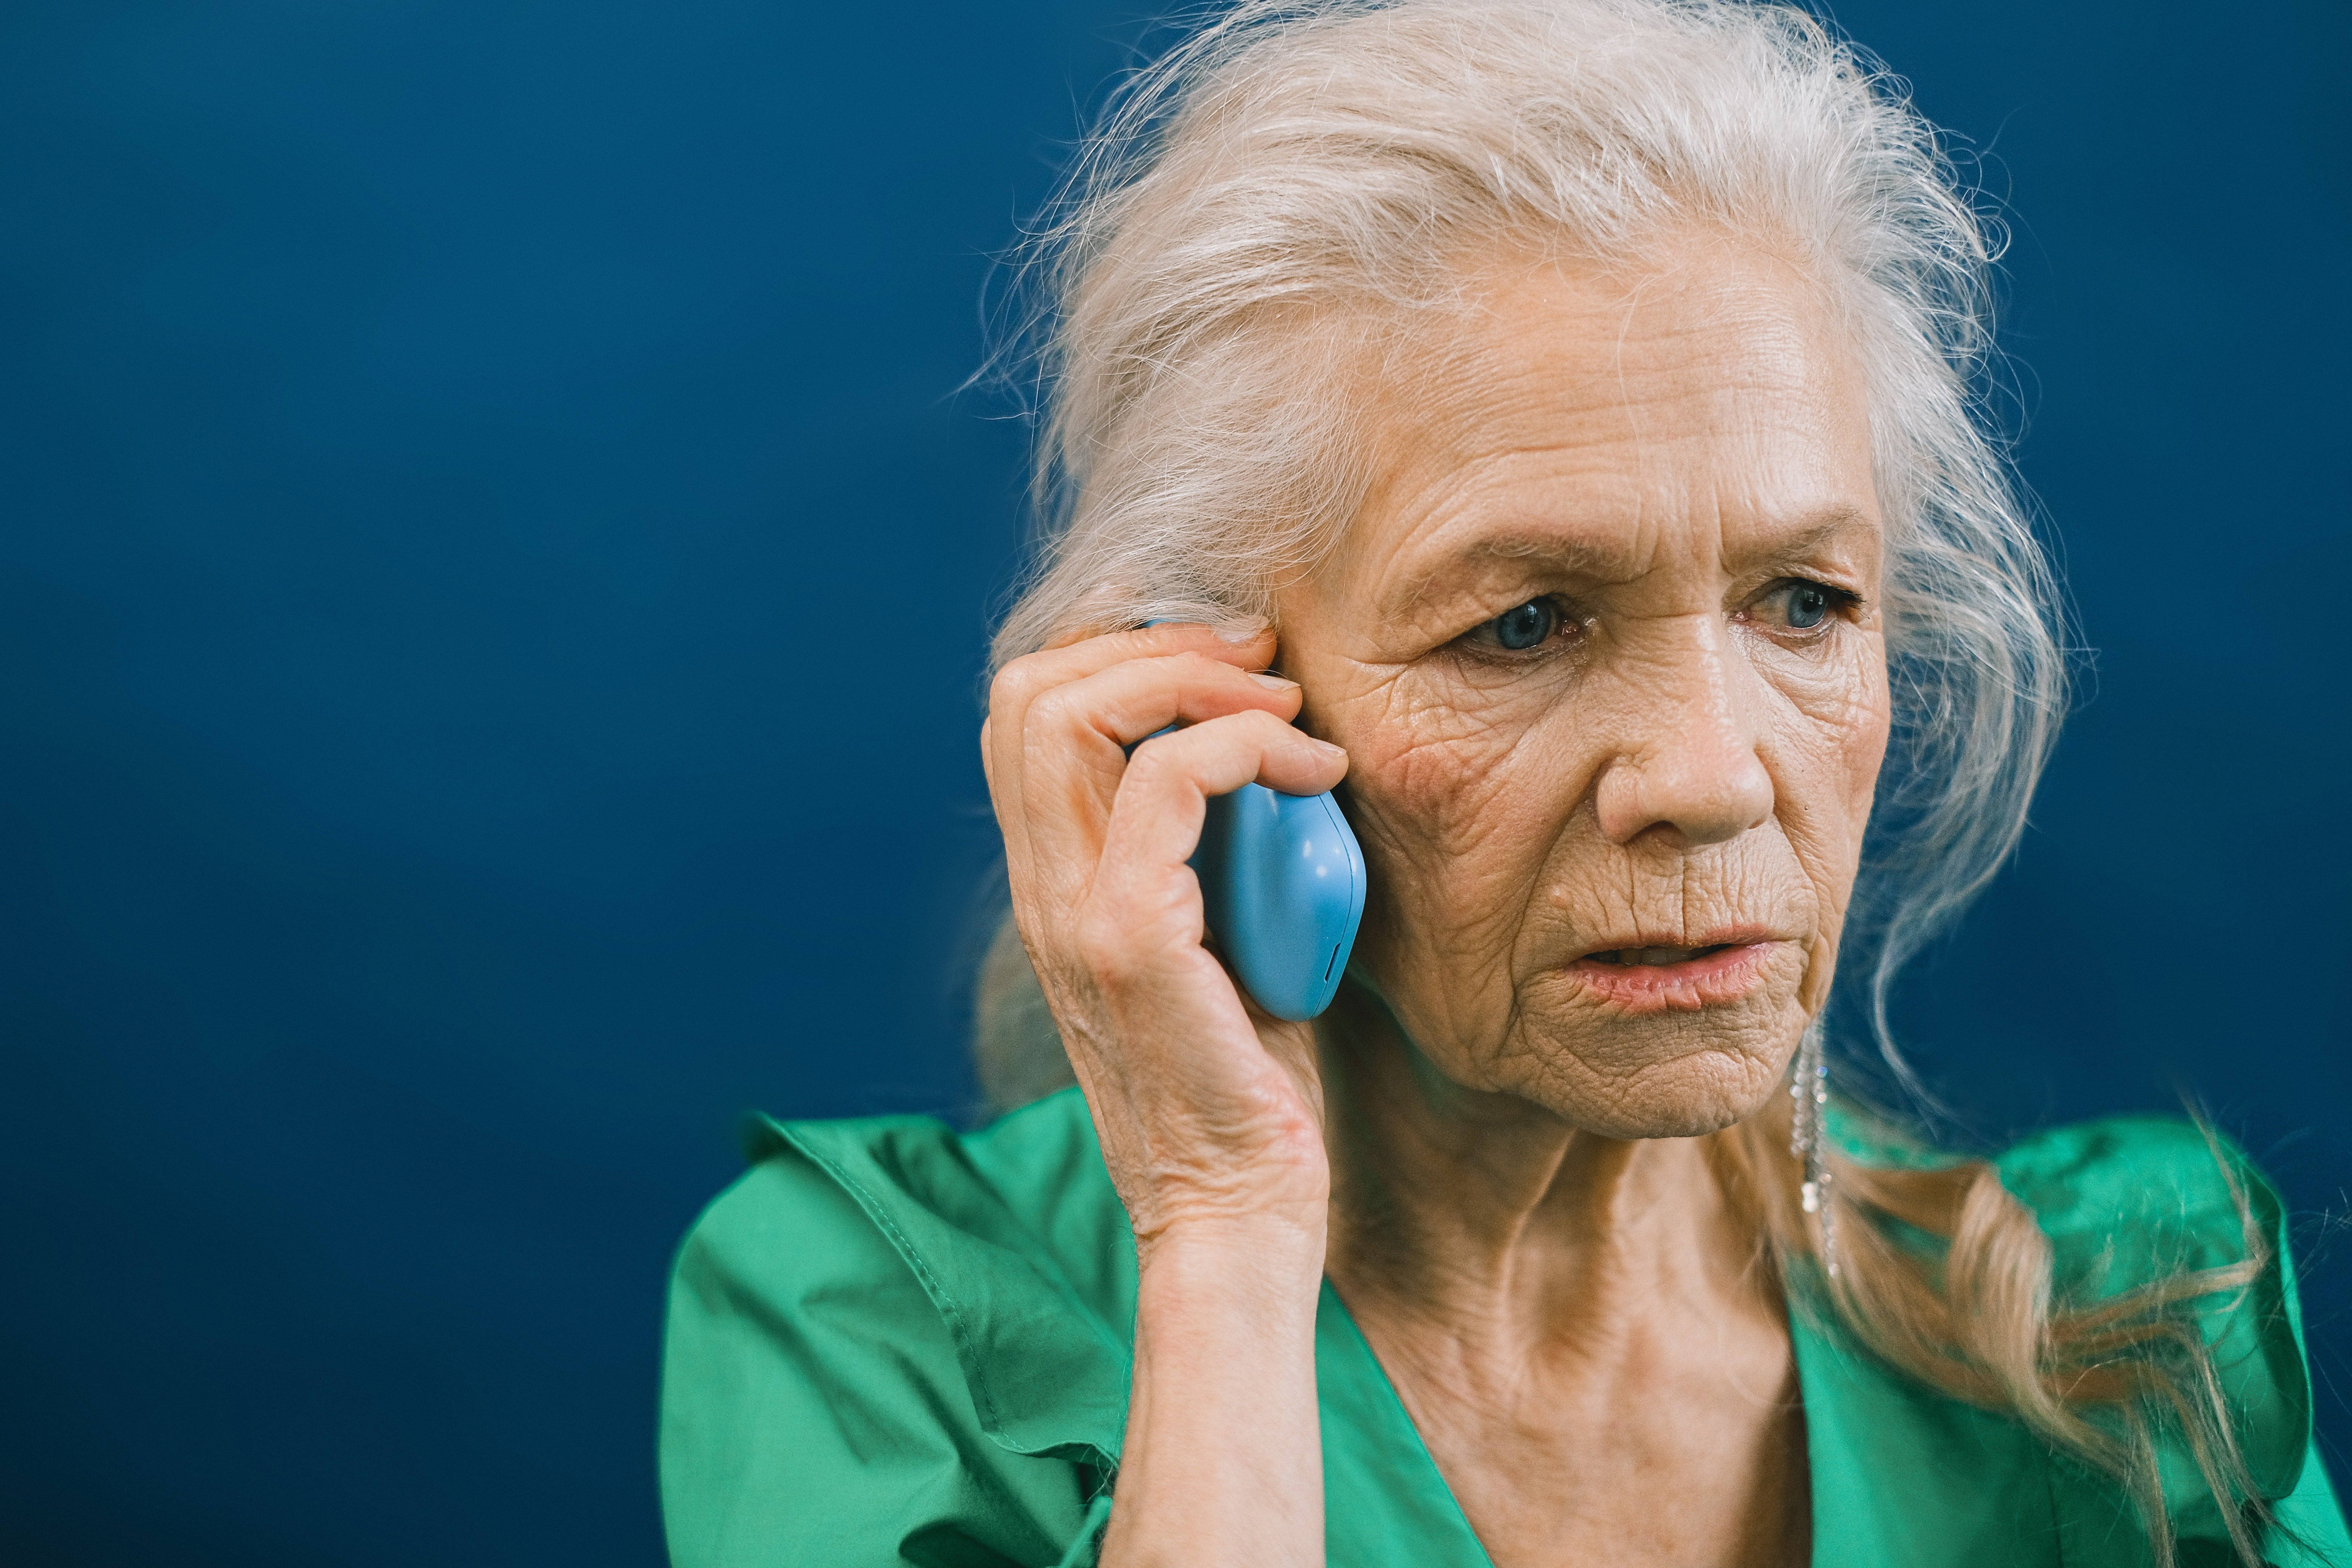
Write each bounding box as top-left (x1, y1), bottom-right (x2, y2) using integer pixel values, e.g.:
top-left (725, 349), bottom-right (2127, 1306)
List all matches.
top-left (657, 2), bottom-right (2347, 1564)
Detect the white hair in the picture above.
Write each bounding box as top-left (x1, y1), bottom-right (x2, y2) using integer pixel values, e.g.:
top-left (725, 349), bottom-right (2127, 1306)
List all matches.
top-left (974, 15), bottom-right (2288, 1556)
top-left (989, 0), bottom-right (2067, 1095)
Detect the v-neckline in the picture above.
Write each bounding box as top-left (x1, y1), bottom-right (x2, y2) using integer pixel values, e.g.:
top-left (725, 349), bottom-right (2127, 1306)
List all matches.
top-left (1312, 1277), bottom-right (1829, 1568)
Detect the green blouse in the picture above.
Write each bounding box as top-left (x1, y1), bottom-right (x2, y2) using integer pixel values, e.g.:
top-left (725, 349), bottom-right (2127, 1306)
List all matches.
top-left (658, 1088), bottom-right (2347, 1567)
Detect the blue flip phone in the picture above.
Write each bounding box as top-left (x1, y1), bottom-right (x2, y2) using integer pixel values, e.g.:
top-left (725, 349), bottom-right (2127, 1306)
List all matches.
top-left (1136, 625), bottom-right (1367, 1021)
top-left (1192, 776), bottom-right (1366, 1021)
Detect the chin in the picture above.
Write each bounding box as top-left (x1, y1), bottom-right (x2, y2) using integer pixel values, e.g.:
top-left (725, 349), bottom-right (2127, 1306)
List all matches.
top-left (1502, 1009), bottom-right (1795, 1141)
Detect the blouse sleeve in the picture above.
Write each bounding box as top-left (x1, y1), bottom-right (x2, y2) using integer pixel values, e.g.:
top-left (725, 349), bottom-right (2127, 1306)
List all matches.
top-left (657, 1152), bottom-right (1107, 1568)
top-left (2002, 1116), bottom-right (2352, 1564)
top-left (2266, 1441), bottom-right (2350, 1567)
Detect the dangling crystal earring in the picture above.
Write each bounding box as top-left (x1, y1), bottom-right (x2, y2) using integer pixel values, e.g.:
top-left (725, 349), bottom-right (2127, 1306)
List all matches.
top-left (1788, 1017), bottom-right (1838, 1279)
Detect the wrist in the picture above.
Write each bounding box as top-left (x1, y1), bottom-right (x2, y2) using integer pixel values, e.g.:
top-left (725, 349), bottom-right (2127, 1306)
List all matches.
top-left (1113, 1212), bottom-right (1324, 1567)
top-left (1136, 1208), bottom-right (1327, 1280)
top-left (1133, 1214), bottom-right (1327, 1352)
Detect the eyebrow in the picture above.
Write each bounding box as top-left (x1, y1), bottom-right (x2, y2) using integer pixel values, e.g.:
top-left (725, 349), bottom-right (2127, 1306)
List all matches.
top-left (1379, 505), bottom-right (1874, 618)
top-left (1749, 507), bottom-right (1873, 558)
top-left (1378, 532), bottom-right (1612, 621)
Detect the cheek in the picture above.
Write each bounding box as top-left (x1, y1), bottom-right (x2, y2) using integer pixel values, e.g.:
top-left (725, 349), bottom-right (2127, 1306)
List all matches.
top-left (1323, 669), bottom-right (1574, 1037)
top-left (1336, 667), bottom-right (1563, 890)
top-left (1823, 649), bottom-right (1891, 844)
top-left (1767, 640), bottom-right (1891, 919)
top-left (1847, 665), bottom-right (1893, 818)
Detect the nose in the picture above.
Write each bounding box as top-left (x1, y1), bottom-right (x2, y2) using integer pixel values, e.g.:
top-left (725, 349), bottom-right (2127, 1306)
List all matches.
top-left (1592, 617), bottom-right (1774, 848)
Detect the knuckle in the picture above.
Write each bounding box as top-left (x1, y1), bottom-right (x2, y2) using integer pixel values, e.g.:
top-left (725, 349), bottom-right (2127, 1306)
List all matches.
top-left (1025, 680), bottom-right (1082, 734)
top-left (1240, 703), bottom-right (1294, 734)
top-left (1070, 912), bottom-right (1135, 982)
top-left (1194, 709), bottom-right (1266, 752)
top-left (1169, 649), bottom-right (1223, 680)
top-left (988, 659), bottom-right (1043, 716)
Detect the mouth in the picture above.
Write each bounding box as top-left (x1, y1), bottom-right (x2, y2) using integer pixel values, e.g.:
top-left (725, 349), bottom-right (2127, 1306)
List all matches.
top-left (1583, 943), bottom-right (1737, 967)
top-left (1564, 934), bottom-right (1784, 1012)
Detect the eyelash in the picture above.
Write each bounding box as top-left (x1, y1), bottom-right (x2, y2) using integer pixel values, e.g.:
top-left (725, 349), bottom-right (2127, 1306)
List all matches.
top-left (1743, 578), bottom-right (1861, 636)
top-left (1455, 596), bottom-right (1580, 658)
top-left (1455, 579), bottom-right (1860, 659)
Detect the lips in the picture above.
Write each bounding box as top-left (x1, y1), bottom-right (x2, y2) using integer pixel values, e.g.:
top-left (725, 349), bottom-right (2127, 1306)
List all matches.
top-left (1564, 933), bottom-right (1785, 1012)
top-left (1584, 943), bottom-right (1734, 967)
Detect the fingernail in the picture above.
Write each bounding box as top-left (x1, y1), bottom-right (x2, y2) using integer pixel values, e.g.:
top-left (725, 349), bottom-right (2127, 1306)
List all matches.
top-left (1310, 737), bottom-right (1346, 760)
top-left (1249, 672), bottom-right (1299, 691)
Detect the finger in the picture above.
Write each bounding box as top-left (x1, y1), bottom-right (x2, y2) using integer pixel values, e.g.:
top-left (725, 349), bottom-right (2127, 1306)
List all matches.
top-left (1119, 708), bottom-right (1349, 822)
top-left (1086, 710), bottom-right (1349, 954)
top-left (1039, 651), bottom-right (1304, 771)
top-left (1012, 653), bottom-right (1307, 916)
top-left (990, 623), bottom-right (1277, 754)
top-left (986, 623), bottom-right (1276, 885)
top-left (1039, 601), bottom-right (1268, 654)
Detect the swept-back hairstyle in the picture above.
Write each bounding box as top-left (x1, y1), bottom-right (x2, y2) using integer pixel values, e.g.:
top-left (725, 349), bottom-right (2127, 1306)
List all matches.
top-left (991, 0), bottom-right (2061, 1072)
top-left (976, 2), bottom-right (2271, 1559)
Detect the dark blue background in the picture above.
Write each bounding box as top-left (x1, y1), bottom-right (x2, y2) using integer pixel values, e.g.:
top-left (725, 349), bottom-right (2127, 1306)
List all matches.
top-left (2, 2), bottom-right (2342, 1562)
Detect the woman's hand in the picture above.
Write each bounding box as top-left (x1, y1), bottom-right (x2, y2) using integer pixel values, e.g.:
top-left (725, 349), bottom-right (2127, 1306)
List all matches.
top-left (982, 621), bottom-right (1348, 1249)
top-left (983, 620), bottom-right (1341, 1568)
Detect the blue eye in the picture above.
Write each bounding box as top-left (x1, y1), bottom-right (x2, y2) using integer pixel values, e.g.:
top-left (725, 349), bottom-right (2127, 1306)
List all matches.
top-left (1760, 579), bottom-right (1856, 631)
top-left (1491, 599), bottom-right (1557, 650)
top-left (1786, 582), bottom-right (1830, 629)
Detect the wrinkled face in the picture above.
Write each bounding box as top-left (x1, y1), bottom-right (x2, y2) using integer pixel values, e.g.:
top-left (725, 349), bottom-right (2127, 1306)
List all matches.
top-left (1276, 239), bottom-right (1891, 1139)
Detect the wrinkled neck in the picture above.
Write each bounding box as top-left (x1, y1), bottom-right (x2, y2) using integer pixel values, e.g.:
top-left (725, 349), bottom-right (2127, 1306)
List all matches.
top-left (1316, 988), bottom-right (1772, 1355)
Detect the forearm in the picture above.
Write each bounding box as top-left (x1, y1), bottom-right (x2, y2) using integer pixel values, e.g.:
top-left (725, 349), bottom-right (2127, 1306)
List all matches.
top-left (1099, 1222), bottom-right (1327, 1568)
